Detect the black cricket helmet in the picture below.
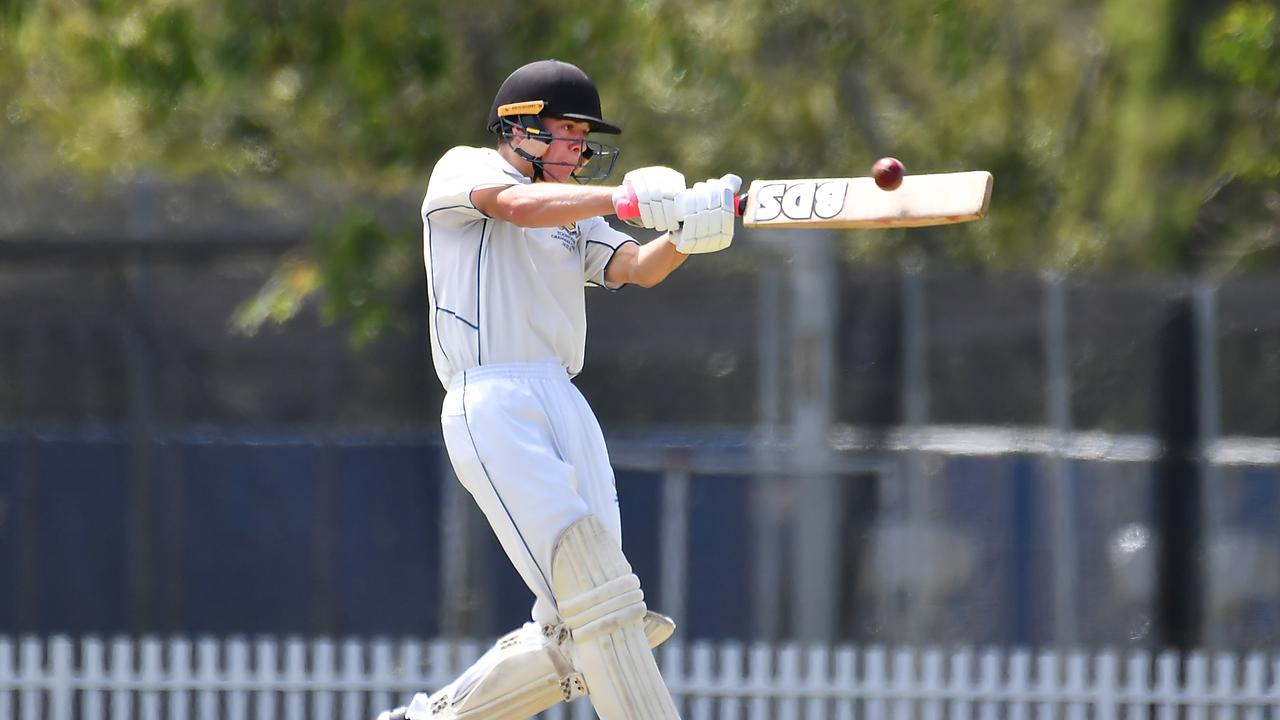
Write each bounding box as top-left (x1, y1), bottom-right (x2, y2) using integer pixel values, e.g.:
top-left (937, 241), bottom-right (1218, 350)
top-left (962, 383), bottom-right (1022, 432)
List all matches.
top-left (487, 59), bottom-right (620, 181)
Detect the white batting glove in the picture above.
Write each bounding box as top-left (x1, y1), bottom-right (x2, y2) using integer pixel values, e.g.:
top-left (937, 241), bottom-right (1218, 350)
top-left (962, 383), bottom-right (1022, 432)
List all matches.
top-left (670, 174), bottom-right (741, 255)
top-left (611, 166), bottom-right (686, 232)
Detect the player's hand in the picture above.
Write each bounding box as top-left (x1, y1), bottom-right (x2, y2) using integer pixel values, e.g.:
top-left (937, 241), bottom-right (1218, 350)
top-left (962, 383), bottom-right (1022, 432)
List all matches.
top-left (670, 174), bottom-right (741, 255)
top-left (612, 166), bottom-right (685, 232)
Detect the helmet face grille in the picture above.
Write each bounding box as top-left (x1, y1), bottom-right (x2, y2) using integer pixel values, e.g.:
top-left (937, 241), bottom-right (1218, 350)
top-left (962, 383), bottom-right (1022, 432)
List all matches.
top-left (571, 139), bottom-right (619, 183)
top-left (487, 60), bottom-right (620, 135)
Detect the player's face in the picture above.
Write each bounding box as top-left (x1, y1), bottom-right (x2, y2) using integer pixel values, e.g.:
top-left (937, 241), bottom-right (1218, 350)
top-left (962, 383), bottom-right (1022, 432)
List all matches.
top-left (538, 118), bottom-right (592, 183)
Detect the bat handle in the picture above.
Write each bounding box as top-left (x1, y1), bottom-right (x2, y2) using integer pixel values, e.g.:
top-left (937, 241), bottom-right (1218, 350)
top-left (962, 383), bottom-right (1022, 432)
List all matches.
top-left (613, 190), bottom-right (746, 222)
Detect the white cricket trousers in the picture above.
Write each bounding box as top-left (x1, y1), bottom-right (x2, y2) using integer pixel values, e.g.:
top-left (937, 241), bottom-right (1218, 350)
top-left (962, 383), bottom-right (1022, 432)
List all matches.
top-left (441, 361), bottom-right (623, 627)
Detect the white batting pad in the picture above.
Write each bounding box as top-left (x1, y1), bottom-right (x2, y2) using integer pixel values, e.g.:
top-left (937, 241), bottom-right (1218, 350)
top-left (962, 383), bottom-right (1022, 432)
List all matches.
top-left (400, 613), bottom-right (676, 720)
top-left (404, 624), bottom-right (583, 720)
top-left (552, 515), bottom-right (682, 720)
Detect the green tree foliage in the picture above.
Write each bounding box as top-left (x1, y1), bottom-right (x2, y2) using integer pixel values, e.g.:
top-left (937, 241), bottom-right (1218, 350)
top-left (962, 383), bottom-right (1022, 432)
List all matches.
top-left (2, 0), bottom-right (1277, 335)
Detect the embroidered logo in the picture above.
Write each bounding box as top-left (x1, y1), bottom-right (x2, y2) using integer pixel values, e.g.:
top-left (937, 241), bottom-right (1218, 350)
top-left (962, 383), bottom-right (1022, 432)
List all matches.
top-left (552, 223), bottom-right (580, 254)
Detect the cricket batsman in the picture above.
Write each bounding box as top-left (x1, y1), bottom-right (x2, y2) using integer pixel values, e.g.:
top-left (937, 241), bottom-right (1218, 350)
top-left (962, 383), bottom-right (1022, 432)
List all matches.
top-left (375, 59), bottom-right (738, 720)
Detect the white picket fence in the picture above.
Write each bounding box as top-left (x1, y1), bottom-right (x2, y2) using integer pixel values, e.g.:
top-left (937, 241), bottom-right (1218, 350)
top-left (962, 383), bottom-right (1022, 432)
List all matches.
top-left (1, 636), bottom-right (1278, 720)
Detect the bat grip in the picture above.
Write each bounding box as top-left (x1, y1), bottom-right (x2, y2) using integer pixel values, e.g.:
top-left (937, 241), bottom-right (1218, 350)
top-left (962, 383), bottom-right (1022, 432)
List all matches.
top-left (615, 194), bottom-right (747, 222)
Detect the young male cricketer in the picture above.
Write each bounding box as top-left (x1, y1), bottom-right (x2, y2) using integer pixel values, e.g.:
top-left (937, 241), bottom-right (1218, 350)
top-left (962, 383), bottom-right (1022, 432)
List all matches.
top-left (378, 59), bottom-right (738, 720)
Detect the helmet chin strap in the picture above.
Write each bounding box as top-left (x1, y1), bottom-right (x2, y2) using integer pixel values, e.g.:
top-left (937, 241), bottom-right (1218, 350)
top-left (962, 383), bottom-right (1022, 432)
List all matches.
top-left (502, 116), bottom-right (554, 181)
top-left (509, 141), bottom-right (546, 181)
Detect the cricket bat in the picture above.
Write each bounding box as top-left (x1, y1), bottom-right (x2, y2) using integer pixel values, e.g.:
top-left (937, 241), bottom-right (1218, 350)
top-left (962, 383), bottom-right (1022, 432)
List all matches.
top-left (616, 170), bottom-right (992, 229)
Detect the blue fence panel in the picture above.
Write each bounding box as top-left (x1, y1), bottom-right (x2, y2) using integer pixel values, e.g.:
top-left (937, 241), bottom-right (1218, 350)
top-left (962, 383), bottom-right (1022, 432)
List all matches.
top-left (0, 440), bottom-right (13, 629)
top-left (616, 469), bottom-right (663, 613)
top-left (336, 442), bottom-right (443, 636)
top-left (686, 473), bottom-right (752, 641)
top-left (36, 439), bottom-right (130, 634)
top-left (1238, 466), bottom-right (1280, 528)
top-left (181, 441), bottom-right (318, 635)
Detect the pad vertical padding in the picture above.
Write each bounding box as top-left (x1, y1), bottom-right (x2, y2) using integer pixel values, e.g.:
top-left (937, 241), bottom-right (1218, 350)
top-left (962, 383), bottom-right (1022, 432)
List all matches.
top-left (551, 515), bottom-right (682, 720)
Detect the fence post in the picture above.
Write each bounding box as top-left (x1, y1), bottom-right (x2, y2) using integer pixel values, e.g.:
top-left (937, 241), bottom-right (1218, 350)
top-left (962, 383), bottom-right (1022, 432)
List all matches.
top-left (1094, 650), bottom-right (1119, 720)
top-left (284, 638), bottom-right (307, 720)
top-left (1212, 653), bottom-right (1236, 720)
top-left (1008, 650), bottom-right (1031, 720)
top-left (1043, 273), bottom-right (1079, 647)
top-left (689, 643), bottom-right (714, 720)
top-left (48, 637), bottom-right (72, 720)
top-left (1193, 281), bottom-right (1224, 648)
top-left (140, 637), bottom-right (163, 720)
top-left (1186, 652), bottom-right (1209, 720)
top-left (977, 648), bottom-right (1002, 720)
top-left (777, 644), bottom-right (802, 720)
top-left (313, 640), bottom-right (336, 720)
top-left (753, 253), bottom-right (787, 643)
top-left (662, 641), bottom-right (687, 713)
top-left (900, 263), bottom-right (934, 645)
top-left (196, 638), bottom-right (218, 720)
top-left (660, 465), bottom-right (691, 629)
top-left (17, 637), bottom-right (41, 720)
top-left (747, 643), bottom-right (773, 720)
top-left (398, 639), bottom-right (423, 703)
top-left (833, 646), bottom-right (857, 720)
top-left (255, 638), bottom-right (279, 720)
top-left (340, 640), bottom-right (365, 720)
top-left (368, 639), bottom-right (394, 716)
top-left (1065, 651), bottom-right (1088, 720)
top-left (718, 644), bottom-right (745, 720)
top-left (789, 230), bottom-right (840, 644)
top-left (948, 647), bottom-right (974, 720)
top-left (1124, 651), bottom-right (1151, 720)
top-left (805, 646), bottom-right (831, 720)
top-left (169, 638), bottom-right (192, 720)
top-left (82, 639), bottom-right (105, 720)
top-left (1155, 651), bottom-right (1179, 720)
top-left (109, 638), bottom-right (133, 720)
top-left (0, 638), bottom-right (11, 720)
top-left (892, 647), bottom-right (916, 720)
top-left (1034, 650), bottom-right (1058, 720)
top-left (1241, 653), bottom-right (1265, 720)
top-left (864, 646), bottom-right (887, 720)
top-left (920, 648), bottom-right (943, 720)
top-left (226, 638), bottom-right (249, 720)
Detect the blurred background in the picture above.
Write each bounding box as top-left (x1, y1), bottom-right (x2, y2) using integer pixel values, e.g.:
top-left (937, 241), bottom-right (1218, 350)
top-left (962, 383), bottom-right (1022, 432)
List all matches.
top-left (2, 0), bottom-right (1280, 662)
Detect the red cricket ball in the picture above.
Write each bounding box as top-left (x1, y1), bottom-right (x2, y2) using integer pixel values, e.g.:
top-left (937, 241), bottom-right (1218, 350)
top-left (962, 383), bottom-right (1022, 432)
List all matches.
top-left (872, 157), bottom-right (905, 191)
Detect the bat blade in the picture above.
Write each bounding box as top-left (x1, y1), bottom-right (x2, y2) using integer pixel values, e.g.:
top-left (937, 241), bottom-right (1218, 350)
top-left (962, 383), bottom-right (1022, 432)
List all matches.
top-left (741, 170), bottom-right (992, 229)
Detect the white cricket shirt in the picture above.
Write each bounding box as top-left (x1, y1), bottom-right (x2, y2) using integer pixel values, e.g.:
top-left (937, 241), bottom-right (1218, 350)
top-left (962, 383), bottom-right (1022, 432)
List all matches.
top-left (422, 146), bottom-right (638, 389)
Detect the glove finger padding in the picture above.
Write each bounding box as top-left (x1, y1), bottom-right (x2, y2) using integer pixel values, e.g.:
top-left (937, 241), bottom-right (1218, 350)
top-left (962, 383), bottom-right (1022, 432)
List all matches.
top-left (623, 166), bottom-right (685, 233)
top-left (720, 184), bottom-right (735, 236)
top-left (659, 195), bottom-right (680, 234)
top-left (629, 177), bottom-right (656, 229)
top-left (672, 175), bottom-right (737, 254)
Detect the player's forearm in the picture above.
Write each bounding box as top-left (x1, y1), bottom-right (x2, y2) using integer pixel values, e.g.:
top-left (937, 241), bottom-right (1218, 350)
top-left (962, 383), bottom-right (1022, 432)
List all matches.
top-left (488, 183), bottom-right (617, 228)
top-left (624, 235), bottom-right (688, 288)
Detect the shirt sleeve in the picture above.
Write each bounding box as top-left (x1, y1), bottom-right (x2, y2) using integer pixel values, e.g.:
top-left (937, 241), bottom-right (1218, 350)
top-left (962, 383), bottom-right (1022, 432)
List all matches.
top-left (581, 217), bottom-right (641, 290)
top-left (423, 147), bottom-right (523, 220)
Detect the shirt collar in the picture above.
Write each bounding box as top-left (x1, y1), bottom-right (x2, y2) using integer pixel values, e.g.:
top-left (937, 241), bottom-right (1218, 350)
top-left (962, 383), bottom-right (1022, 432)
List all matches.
top-left (491, 148), bottom-right (532, 183)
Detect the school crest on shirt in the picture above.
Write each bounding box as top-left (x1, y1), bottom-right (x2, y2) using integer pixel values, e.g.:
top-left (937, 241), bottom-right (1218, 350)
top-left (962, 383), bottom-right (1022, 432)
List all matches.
top-left (552, 223), bottom-right (581, 254)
